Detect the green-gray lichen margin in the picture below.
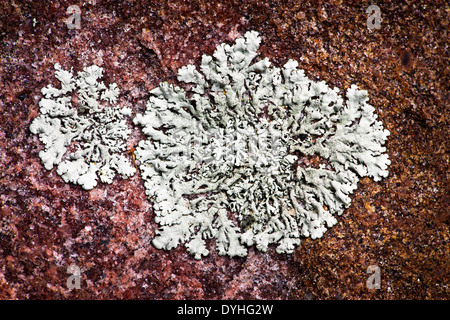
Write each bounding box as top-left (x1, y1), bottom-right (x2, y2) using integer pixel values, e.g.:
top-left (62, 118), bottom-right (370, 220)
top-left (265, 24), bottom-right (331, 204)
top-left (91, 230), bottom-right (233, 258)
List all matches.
top-left (133, 31), bottom-right (391, 259)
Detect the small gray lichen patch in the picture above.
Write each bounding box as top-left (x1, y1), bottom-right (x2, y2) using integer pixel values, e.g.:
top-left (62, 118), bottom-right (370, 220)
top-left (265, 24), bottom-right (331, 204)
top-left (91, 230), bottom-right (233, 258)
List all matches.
top-left (134, 31), bottom-right (390, 259)
top-left (30, 63), bottom-right (136, 190)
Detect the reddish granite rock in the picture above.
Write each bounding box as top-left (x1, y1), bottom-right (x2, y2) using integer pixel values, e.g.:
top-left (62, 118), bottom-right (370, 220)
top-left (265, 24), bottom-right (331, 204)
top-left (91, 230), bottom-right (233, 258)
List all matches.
top-left (0, 0), bottom-right (448, 299)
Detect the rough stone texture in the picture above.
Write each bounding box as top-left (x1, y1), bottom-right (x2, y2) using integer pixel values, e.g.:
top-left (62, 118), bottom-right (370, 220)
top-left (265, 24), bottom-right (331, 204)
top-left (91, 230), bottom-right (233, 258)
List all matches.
top-left (0, 0), bottom-right (448, 299)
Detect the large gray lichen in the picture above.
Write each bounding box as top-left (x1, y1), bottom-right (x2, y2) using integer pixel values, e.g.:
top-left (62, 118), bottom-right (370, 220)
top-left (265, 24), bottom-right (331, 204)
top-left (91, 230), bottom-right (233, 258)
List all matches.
top-left (30, 63), bottom-right (136, 190)
top-left (134, 31), bottom-right (390, 259)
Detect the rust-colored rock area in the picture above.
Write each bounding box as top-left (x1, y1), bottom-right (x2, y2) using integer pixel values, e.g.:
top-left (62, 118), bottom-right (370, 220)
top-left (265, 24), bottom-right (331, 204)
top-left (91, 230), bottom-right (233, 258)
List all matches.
top-left (0, 0), bottom-right (448, 299)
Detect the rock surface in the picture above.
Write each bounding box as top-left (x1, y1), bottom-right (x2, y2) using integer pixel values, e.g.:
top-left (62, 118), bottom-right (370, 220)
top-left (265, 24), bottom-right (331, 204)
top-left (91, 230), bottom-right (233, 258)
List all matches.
top-left (0, 0), bottom-right (448, 299)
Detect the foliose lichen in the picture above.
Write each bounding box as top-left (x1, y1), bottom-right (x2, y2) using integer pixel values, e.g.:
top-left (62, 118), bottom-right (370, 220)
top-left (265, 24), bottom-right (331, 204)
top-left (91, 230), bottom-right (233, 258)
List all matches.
top-left (134, 31), bottom-right (390, 259)
top-left (29, 31), bottom-right (390, 260)
top-left (30, 63), bottom-right (136, 190)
